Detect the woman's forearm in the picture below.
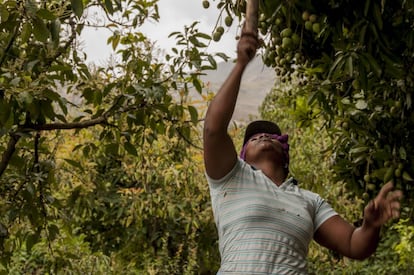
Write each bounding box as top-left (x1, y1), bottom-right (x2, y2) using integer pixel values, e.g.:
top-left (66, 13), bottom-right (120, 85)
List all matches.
top-left (204, 62), bottom-right (247, 134)
top-left (349, 223), bottom-right (380, 260)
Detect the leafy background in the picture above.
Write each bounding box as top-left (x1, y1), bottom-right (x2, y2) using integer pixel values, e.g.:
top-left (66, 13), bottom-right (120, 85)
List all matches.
top-left (0, 0), bottom-right (413, 274)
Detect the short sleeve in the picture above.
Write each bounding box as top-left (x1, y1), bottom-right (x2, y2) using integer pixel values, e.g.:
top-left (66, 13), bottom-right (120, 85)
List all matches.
top-left (206, 158), bottom-right (243, 191)
top-left (313, 195), bottom-right (338, 232)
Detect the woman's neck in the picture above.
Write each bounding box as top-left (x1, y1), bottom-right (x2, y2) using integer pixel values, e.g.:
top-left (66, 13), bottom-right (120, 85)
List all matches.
top-left (250, 160), bottom-right (287, 186)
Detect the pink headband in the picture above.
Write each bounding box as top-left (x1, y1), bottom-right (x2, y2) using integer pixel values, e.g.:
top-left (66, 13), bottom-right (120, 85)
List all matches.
top-left (240, 133), bottom-right (290, 166)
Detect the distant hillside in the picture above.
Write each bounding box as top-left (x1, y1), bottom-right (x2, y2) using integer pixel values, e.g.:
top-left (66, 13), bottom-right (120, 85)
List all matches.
top-left (200, 56), bottom-right (276, 124)
top-left (63, 56), bottom-right (276, 126)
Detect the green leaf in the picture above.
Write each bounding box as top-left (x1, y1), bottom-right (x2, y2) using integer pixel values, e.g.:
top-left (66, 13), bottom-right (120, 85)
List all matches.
top-left (207, 55), bottom-right (217, 70)
top-left (105, 0), bottom-right (115, 14)
top-left (32, 17), bottom-right (50, 42)
top-left (26, 60), bottom-right (39, 71)
top-left (124, 142), bottom-right (138, 156)
top-left (82, 87), bottom-right (94, 103)
top-left (364, 0), bottom-right (371, 16)
top-left (361, 53), bottom-right (382, 78)
top-left (111, 32), bottom-right (120, 50)
top-left (64, 159), bottom-right (84, 171)
top-left (0, 6), bottom-right (9, 22)
top-left (47, 224), bottom-right (59, 241)
top-left (188, 105), bottom-right (198, 125)
top-left (346, 56), bottom-right (354, 77)
top-left (350, 146), bottom-right (369, 155)
top-left (71, 0), bottom-right (84, 18)
top-left (359, 24), bottom-right (368, 44)
top-left (53, 104), bottom-right (66, 118)
top-left (43, 89), bottom-right (62, 101)
top-left (20, 91), bottom-right (33, 105)
top-left (50, 19), bottom-right (61, 44)
top-left (328, 54), bottom-right (345, 79)
top-left (26, 233), bottom-right (40, 253)
top-left (192, 77), bottom-right (202, 93)
top-left (215, 52), bottom-right (229, 61)
top-left (352, 155), bottom-right (367, 164)
top-left (105, 143), bottom-right (119, 155)
top-left (402, 171), bottom-right (414, 182)
top-left (384, 166), bottom-right (395, 182)
top-left (0, 99), bottom-right (11, 125)
top-left (189, 36), bottom-right (207, 47)
top-left (372, 2), bottom-right (383, 30)
top-left (399, 147), bottom-right (407, 160)
top-left (180, 126), bottom-right (191, 142)
top-left (25, 0), bottom-right (38, 17)
top-left (40, 100), bottom-right (56, 120)
top-left (36, 9), bottom-right (56, 20)
top-left (21, 22), bottom-right (32, 43)
top-left (168, 31), bottom-right (182, 38)
top-left (195, 32), bottom-right (211, 40)
top-left (2, 110), bottom-right (14, 132)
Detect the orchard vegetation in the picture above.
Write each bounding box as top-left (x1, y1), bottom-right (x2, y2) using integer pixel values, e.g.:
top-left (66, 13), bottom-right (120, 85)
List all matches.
top-left (0, 0), bottom-right (222, 273)
top-left (206, 0), bottom-right (414, 273)
top-left (0, 0), bottom-right (412, 274)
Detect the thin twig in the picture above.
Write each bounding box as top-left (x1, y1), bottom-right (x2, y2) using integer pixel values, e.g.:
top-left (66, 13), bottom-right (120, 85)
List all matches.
top-left (176, 128), bottom-right (203, 150)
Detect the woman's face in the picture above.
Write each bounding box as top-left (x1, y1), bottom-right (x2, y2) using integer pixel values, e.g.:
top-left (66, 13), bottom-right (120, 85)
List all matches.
top-left (244, 133), bottom-right (285, 163)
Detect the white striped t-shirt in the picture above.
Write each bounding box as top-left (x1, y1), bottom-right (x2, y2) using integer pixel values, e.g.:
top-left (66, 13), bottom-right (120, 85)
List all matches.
top-left (207, 158), bottom-right (338, 274)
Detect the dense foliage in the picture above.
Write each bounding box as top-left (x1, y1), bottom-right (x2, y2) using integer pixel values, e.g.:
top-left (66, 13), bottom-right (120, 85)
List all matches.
top-left (0, 0), bottom-right (224, 272)
top-left (208, 0), bottom-right (414, 206)
top-left (0, 0), bottom-right (413, 273)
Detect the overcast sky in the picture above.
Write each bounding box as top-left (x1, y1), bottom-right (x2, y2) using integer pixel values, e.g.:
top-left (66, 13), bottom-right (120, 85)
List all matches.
top-left (81, 0), bottom-right (239, 65)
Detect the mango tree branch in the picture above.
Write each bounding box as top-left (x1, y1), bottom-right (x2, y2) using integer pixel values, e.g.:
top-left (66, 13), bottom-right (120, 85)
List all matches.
top-left (22, 116), bottom-right (108, 131)
top-left (245, 0), bottom-right (259, 34)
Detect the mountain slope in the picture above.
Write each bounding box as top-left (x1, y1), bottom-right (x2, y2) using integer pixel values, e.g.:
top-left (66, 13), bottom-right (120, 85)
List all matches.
top-left (200, 56), bottom-right (276, 123)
